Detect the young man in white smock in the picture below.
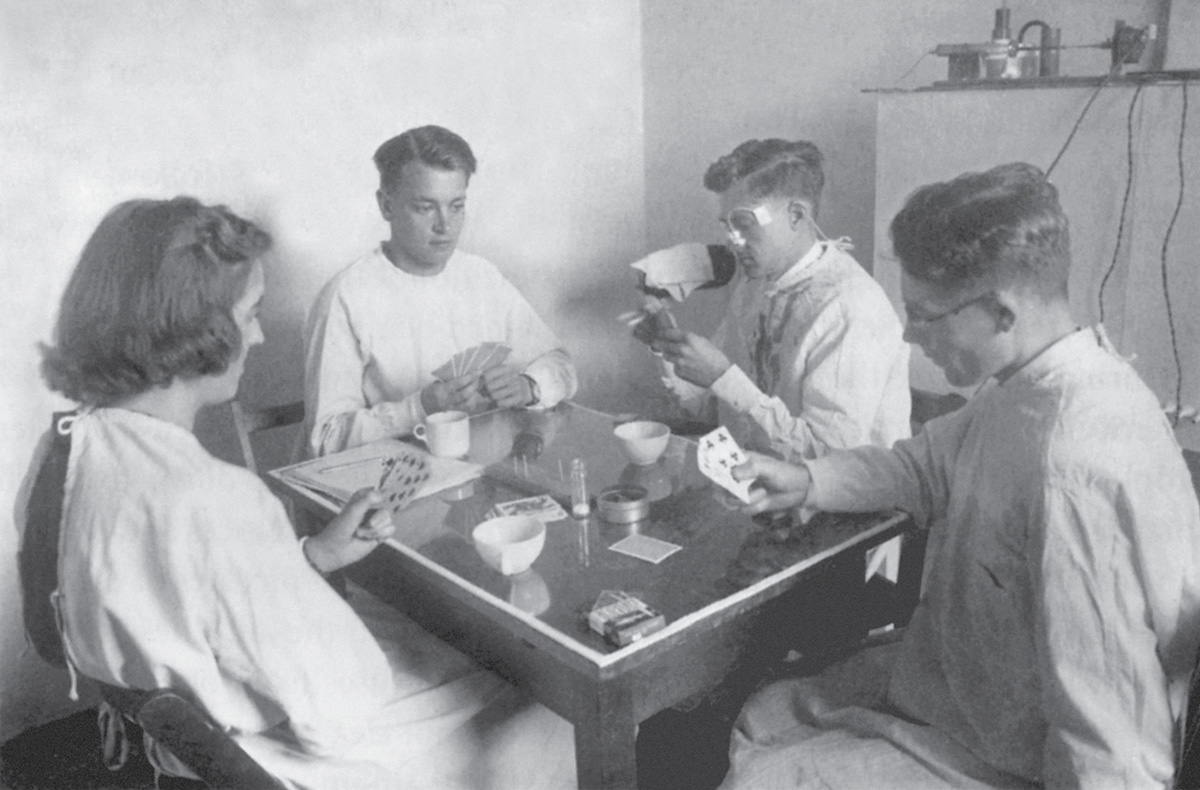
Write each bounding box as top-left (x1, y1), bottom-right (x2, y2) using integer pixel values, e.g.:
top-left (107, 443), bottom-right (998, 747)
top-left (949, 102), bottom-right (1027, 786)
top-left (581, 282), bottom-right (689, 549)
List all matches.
top-left (719, 162), bottom-right (1200, 789)
top-left (305, 125), bottom-right (577, 457)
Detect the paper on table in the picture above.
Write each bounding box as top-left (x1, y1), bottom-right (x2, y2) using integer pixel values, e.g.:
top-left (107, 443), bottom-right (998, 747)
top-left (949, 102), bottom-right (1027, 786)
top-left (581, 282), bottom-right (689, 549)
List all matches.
top-left (630, 243), bottom-right (714, 302)
top-left (276, 439), bottom-right (482, 506)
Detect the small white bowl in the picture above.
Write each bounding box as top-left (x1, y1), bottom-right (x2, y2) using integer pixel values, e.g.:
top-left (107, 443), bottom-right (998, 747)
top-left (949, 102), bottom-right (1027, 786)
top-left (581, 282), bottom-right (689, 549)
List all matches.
top-left (472, 515), bottom-right (546, 576)
top-left (614, 421), bottom-right (671, 466)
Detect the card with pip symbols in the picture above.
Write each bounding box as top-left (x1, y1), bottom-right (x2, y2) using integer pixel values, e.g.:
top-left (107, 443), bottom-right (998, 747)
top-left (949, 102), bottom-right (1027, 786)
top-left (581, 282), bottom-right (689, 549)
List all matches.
top-left (696, 426), bottom-right (754, 504)
top-left (376, 451), bottom-right (431, 510)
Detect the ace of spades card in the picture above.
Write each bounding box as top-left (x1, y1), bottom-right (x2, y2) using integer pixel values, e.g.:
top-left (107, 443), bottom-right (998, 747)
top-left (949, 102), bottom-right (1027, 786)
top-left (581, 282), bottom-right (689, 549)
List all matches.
top-left (696, 426), bottom-right (754, 503)
top-left (377, 450), bottom-right (432, 510)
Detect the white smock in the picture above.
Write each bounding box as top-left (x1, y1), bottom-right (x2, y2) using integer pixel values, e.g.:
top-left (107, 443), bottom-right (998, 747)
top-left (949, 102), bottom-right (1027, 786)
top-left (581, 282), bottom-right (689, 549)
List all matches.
top-left (305, 247), bottom-right (578, 457)
top-left (53, 407), bottom-right (576, 790)
top-left (721, 327), bottom-right (1200, 789)
top-left (667, 241), bottom-right (911, 461)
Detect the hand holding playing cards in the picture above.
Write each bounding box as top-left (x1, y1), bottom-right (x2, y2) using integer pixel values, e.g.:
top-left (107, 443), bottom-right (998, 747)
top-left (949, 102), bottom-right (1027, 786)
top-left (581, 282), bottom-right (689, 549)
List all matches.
top-left (480, 364), bottom-right (534, 409)
top-left (304, 489), bottom-right (395, 573)
top-left (651, 328), bottom-right (732, 388)
top-left (731, 452), bottom-right (812, 515)
top-left (422, 371), bottom-right (491, 415)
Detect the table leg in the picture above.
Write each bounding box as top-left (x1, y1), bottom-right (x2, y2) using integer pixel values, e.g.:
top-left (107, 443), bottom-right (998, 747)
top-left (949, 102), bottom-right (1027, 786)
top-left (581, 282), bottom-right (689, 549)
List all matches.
top-left (574, 679), bottom-right (637, 790)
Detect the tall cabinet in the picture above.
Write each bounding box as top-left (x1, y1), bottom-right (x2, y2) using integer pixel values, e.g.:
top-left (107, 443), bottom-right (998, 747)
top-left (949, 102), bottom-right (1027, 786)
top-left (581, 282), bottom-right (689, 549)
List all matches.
top-left (871, 80), bottom-right (1200, 447)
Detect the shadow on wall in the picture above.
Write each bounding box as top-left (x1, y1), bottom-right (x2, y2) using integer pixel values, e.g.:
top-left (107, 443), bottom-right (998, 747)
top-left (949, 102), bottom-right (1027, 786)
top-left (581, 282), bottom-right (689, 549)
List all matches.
top-left (196, 300), bottom-right (306, 472)
top-left (559, 276), bottom-right (734, 423)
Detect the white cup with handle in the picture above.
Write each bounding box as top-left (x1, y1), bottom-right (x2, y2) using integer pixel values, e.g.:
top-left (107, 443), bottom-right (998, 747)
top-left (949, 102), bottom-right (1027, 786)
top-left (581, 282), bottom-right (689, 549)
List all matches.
top-left (414, 410), bottom-right (471, 458)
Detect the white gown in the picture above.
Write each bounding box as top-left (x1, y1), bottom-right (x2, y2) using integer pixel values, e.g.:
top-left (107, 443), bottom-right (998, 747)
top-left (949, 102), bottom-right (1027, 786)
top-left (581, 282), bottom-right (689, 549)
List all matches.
top-left (304, 247), bottom-right (578, 458)
top-left (722, 327), bottom-right (1200, 789)
top-left (51, 407), bottom-right (576, 790)
top-left (665, 241), bottom-right (911, 462)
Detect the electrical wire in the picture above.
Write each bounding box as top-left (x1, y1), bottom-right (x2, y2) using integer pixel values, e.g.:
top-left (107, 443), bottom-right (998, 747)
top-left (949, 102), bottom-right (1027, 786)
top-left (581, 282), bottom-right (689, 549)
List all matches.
top-left (1097, 83), bottom-right (1144, 325)
top-left (894, 50), bottom-right (933, 88)
top-left (1045, 33), bottom-right (1139, 178)
top-left (1160, 79), bottom-right (1189, 427)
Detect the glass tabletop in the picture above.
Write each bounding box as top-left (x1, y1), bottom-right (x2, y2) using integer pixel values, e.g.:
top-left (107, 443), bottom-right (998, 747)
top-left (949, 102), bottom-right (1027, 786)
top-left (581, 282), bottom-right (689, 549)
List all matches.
top-left (380, 403), bottom-right (897, 655)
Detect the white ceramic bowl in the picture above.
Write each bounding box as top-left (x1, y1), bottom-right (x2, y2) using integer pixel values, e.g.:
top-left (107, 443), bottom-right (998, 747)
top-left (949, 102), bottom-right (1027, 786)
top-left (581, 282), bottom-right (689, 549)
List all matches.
top-left (614, 421), bottom-right (671, 466)
top-left (472, 515), bottom-right (546, 576)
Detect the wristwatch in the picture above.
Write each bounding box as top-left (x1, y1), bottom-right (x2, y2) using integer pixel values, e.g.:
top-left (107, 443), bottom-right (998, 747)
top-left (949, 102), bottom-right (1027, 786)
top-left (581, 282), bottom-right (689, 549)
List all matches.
top-left (521, 374), bottom-right (540, 407)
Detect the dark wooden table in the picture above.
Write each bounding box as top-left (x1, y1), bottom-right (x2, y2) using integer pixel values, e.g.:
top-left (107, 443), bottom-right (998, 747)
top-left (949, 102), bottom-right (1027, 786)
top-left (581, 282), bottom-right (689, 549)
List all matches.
top-left (270, 403), bottom-right (914, 789)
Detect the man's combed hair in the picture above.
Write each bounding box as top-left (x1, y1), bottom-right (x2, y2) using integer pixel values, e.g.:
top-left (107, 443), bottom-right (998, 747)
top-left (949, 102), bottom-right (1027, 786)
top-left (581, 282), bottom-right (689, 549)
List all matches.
top-left (374, 125), bottom-right (477, 191)
top-left (890, 162), bottom-right (1071, 298)
top-left (41, 197), bottom-right (272, 406)
top-left (703, 139), bottom-right (825, 211)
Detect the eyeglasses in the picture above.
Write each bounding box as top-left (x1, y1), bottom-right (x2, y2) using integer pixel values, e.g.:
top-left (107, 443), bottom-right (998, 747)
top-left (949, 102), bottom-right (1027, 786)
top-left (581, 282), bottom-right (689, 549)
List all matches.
top-left (719, 204), bottom-right (773, 246)
top-left (904, 292), bottom-right (992, 328)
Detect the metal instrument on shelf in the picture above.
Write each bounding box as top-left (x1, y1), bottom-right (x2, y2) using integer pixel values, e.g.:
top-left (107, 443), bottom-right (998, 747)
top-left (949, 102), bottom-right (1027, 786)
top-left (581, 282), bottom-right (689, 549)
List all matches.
top-left (933, 8), bottom-right (1154, 84)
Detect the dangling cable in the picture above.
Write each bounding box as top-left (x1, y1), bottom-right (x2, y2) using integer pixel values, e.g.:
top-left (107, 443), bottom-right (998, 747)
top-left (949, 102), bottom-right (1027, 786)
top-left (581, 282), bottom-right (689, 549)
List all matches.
top-left (1161, 79), bottom-right (1189, 427)
top-left (895, 50), bottom-right (934, 88)
top-left (1097, 83), bottom-right (1144, 324)
top-left (1046, 35), bottom-right (1135, 178)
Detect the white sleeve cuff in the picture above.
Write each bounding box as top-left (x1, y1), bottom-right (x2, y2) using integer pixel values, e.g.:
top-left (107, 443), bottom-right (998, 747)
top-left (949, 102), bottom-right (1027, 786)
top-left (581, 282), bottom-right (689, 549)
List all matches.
top-left (709, 364), bottom-right (763, 413)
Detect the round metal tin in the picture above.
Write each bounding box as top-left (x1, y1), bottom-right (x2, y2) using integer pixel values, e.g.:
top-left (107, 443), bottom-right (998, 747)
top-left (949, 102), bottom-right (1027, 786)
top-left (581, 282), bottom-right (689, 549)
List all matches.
top-left (597, 485), bottom-right (650, 524)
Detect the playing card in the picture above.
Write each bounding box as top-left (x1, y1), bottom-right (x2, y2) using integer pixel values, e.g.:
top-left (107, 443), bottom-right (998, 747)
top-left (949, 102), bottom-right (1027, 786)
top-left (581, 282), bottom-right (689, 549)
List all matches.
top-left (493, 494), bottom-right (569, 523)
top-left (376, 451), bottom-right (432, 510)
top-left (461, 344), bottom-right (484, 376)
top-left (696, 426), bottom-right (754, 503)
top-left (607, 534), bottom-right (682, 564)
top-left (475, 342), bottom-right (512, 374)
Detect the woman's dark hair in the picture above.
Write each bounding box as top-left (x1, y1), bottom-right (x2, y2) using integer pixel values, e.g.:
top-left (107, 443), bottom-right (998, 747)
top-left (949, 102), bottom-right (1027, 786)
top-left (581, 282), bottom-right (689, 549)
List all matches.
top-left (41, 196), bottom-right (272, 405)
top-left (890, 162), bottom-right (1070, 298)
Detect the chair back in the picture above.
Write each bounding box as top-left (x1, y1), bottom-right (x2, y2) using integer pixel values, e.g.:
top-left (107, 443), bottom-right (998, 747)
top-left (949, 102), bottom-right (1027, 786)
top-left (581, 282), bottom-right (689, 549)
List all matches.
top-left (1177, 450), bottom-right (1200, 788)
top-left (98, 683), bottom-right (286, 790)
top-left (229, 400), bottom-right (305, 475)
top-left (18, 411), bottom-right (285, 790)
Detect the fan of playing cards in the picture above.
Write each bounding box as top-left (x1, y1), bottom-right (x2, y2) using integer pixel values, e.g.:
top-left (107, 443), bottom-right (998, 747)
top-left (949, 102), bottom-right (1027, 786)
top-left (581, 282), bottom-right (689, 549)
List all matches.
top-left (273, 439), bottom-right (482, 511)
top-left (432, 342), bottom-right (512, 382)
top-left (696, 426), bottom-right (754, 504)
top-left (375, 451), bottom-right (432, 509)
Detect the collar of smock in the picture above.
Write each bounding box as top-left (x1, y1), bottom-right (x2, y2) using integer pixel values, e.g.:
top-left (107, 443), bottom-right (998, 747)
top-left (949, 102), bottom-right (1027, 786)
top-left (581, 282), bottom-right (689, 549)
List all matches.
top-left (371, 245), bottom-right (460, 281)
top-left (1001, 325), bottom-right (1108, 388)
top-left (765, 240), bottom-right (839, 297)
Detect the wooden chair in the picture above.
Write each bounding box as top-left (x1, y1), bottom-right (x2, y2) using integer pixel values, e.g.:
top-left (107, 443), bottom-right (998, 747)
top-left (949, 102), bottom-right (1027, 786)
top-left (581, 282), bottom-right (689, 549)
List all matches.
top-left (97, 682), bottom-right (286, 790)
top-left (1176, 450), bottom-right (1200, 789)
top-left (229, 399), bottom-right (305, 475)
top-left (18, 411), bottom-right (287, 789)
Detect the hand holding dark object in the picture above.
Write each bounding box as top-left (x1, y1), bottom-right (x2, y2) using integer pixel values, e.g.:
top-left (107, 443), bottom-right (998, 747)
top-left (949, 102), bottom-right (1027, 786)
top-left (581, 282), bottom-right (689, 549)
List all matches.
top-left (651, 328), bottom-right (732, 388)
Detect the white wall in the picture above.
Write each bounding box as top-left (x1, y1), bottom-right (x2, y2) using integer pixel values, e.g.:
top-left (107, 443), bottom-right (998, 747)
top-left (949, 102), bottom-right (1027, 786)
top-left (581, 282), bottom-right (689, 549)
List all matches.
top-left (873, 85), bottom-right (1200, 454)
top-left (640, 0), bottom-right (1160, 335)
top-left (0, 0), bottom-right (646, 740)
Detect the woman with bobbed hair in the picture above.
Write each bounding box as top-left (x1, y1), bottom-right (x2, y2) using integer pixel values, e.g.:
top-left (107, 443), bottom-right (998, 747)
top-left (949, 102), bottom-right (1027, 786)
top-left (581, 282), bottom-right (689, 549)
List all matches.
top-left (28, 197), bottom-right (575, 789)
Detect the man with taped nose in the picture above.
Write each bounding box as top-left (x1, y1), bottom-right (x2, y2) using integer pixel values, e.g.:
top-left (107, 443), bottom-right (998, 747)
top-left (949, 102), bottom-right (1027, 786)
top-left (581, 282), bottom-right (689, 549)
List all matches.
top-left (649, 138), bottom-right (910, 462)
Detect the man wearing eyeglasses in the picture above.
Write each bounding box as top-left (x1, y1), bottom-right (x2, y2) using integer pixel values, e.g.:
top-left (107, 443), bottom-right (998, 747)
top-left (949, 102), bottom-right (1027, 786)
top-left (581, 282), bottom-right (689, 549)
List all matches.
top-left (718, 163), bottom-right (1200, 789)
top-left (650, 138), bottom-right (910, 462)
